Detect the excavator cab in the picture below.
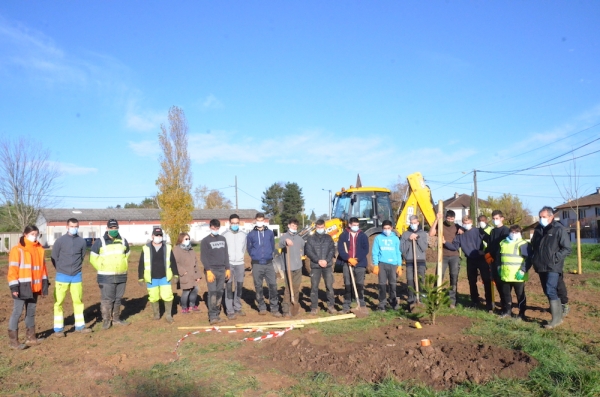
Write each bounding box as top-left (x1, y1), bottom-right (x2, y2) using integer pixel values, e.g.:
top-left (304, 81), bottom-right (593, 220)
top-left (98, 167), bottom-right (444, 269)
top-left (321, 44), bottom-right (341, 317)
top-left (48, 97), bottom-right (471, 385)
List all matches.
top-left (331, 187), bottom-right (393, 236)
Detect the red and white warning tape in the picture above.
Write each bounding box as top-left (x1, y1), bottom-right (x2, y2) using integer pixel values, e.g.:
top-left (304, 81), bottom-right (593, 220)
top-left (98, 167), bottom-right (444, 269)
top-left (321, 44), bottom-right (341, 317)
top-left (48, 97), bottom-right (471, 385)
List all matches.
top-left (174, 325), bottom-right (295, 356)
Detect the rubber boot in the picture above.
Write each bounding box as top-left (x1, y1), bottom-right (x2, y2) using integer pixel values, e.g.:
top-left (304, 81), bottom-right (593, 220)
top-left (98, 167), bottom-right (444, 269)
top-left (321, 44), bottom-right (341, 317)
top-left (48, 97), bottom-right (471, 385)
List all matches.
top-left (25, 327), bottom-right (41, 346)
top-left (112, 302), bottom-right (129, 326)
top-left (164, 300), bottom-right (174, 324)
top-left (8, 330), bottom-right (26, 350)
top-left (101, 301), bottom-right (112, 330)
top-left (562, 303), bottom-right (570, 318)
top-left (151, 302), bottom-right (161, 320)
top-left (544, 300), bottom-right (563, 329)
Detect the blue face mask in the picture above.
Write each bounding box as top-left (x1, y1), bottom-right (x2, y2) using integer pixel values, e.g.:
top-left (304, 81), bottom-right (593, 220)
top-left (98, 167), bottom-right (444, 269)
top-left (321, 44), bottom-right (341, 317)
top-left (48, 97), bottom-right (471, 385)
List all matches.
top-left (410, 224), bottom-right (418, 231)
top-left (182, 239), bottom-right (191, 247)
top-left (69, 227), bottom-right (78, 235)
top-left (540, 218), bottom-right (549, 227)
top-left (316, 228), bottom-right (325, 234)
top-left (350, 225), bottom-right (359, 232)
top-left (382, 229), bottom-right (391, 236)
top-left (211, 230), bottom-right (219, 236)
top-left (230, 224), bottom-right (239, 232)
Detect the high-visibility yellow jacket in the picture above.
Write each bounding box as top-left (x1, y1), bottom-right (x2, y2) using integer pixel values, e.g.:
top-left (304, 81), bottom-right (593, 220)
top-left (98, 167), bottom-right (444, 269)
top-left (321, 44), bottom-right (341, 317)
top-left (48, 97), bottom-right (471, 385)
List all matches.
top-left (499, 239), bottom-right (531, 282)
top-left (90, 234), bottom-right (129, 282)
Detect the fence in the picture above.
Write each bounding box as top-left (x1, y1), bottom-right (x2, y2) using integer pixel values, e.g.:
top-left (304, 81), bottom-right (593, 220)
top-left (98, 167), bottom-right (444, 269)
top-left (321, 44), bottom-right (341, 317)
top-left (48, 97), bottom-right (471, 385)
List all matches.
top-left (0, 233), bottom-right (21, 253)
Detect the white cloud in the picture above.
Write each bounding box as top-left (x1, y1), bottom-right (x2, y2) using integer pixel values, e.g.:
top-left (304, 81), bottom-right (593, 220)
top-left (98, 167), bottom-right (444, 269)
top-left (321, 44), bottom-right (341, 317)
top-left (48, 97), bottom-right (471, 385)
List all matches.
top-left (201, 94), bottom-right (223, 110)
top-left (128, 140), bottom-right (161, 157)
top-left (48, 161), bottom-right (98, 176)
top-left (124, 100), bottom-right (166, 132)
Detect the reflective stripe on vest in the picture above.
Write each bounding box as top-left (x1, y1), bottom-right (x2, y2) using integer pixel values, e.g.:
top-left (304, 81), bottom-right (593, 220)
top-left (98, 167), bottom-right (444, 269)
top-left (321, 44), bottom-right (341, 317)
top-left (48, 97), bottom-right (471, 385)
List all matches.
top-left (142, 244), bottom-right (173, 283)
top-left (499, 239), bottom-right (528, 282)
top-left (96, 236), bottom-right (129, 275)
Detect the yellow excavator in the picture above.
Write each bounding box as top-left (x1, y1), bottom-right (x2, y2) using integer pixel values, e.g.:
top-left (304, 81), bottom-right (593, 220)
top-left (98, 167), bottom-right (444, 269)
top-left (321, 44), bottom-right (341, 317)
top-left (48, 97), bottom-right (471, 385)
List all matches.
top-left (300, 172), bottom-right (437, 244)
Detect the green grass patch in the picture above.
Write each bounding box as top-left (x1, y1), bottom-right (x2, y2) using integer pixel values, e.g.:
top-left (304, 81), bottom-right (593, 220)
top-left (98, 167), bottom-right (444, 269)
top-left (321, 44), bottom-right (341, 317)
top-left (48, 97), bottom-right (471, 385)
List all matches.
top-left (564, 243), bottom-right (600, 273)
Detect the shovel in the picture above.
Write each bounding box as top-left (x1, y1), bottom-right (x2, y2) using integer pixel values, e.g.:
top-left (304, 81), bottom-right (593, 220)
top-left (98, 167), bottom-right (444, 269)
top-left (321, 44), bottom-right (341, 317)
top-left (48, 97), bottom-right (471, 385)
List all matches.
top-left (286, 248), bottom-right (300, 316)
top-left (413, 239), bottom-right (420, 305)
top-left (344, 242), bottom-right (369, 317)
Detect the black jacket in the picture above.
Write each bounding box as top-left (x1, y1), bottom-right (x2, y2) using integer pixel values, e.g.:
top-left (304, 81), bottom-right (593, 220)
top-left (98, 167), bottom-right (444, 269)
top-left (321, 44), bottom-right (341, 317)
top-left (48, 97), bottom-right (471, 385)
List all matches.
top-left (531, 221), bottom-right (571, 273)
top-left (484, 225), bottom-right (510, 263)
top-left (305, 233), bottom-right (336, 269)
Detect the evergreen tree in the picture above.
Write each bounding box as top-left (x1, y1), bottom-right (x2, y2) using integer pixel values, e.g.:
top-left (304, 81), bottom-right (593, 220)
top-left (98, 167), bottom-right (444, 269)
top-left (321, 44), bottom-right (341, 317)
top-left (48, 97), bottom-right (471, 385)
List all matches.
top-left (261, 182), bottom-right (284, 225)
top-left (281, 182), bottom-right (304, 227)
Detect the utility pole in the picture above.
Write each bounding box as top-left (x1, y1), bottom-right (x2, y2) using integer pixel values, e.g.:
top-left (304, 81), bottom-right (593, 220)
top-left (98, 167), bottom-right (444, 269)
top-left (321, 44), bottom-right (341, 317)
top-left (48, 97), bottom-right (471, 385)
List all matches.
top-left (322, 189), bottom-right (332, 219)
top-left (235, 175), bottom-right (238, 210)
top-left (473, 170), bottom-right (479, 217)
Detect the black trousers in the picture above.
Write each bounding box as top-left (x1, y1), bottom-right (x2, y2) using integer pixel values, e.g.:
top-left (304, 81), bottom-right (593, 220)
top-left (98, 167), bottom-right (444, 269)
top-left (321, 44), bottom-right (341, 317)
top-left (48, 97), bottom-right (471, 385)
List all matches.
top-left (501, 281), bottom-right (526, 315)
top-left (467, 257), bottom-right (493, 310)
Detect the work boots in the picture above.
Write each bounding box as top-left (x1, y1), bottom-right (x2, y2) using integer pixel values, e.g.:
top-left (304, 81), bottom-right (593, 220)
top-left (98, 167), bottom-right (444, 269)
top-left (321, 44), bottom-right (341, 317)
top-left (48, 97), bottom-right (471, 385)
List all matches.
top-left (544, 300), bottom-right (563, 329)
top-left (101, 301), bottom-right (112, 330)
top-left (112, 302), bottom-right (129, 326)
top-left (164, 300), bottom-right (174, 324)
top-left (25, 327), bottom-right (41, 346)
top-left (151, 302), bottom-right (161, 320)
top-left (8, 330), bottom-right (26, 350)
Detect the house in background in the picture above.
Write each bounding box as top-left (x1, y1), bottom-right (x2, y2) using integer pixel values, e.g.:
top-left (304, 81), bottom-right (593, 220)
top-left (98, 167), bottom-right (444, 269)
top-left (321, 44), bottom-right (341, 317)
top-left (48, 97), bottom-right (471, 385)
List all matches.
top-left (555, 187), bottom-right (600, 243)
top-left (37, 208), bottom-right (278, 247)
top-left (443, 193), bottom-right (491, 225)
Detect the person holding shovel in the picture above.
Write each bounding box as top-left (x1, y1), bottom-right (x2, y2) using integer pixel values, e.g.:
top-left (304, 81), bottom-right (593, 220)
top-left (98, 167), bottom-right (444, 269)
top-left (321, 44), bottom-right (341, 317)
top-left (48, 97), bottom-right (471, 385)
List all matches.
top-left (337, 217), bottom-right (370, 314)
top-left (447, 215), bottom-right (493, 312)
top-left (372, 220), bottom-right (402, 311)
top-left (278, 218), bottom-right (305, 317)
top-left (306, 219), bottom-right (337, 314)
top-left (400, 215), bottom-right (428, 311)
top-left (200, 219), bottom-right (231, 325)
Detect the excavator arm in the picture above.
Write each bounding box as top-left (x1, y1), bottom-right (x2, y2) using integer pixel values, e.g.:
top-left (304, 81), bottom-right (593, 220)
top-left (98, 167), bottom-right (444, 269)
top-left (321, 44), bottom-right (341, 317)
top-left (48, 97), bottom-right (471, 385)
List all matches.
top-left (395, 172), bottom-right (436, 234)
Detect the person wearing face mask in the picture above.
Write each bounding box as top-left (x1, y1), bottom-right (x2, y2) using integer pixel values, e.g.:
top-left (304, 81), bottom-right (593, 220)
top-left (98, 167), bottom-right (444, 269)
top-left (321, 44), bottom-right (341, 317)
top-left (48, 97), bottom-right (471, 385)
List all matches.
top-left (278, 218), bottom-right (306, 316)
top-left (305, 219), bottom-right (337, 314)
top-left (246, 213), bottom-right (280, 317)
top-left (173, 233), bottom-right (201, 314)
top-left (222, 214), bottom-right (248, 319)
top-left (372, 220), bottom-right (402, 312)
top-left (447, 215), bottom-right (493, 311)
top-left (498, 225), bottom-right (532, 320)
top-left (138, 227), bottom-right (179, 324)
top-left (401, 215), bottom-right (428, 311)
top-left (201, 219), bottom-right (231, 324)
top-left (51, 218), bottom-right (91, 336)
top-left (337, 217), bottom-right (370, 313)
top-left (478, 215), bottom-right (492, 248)
top-left (483, 210), bottom-right (510, 312)
top-left (7, 225), bottom-right (49, 349)
top-left (531, 206), bottom-right (571, 329)
top-left (429, 210), bottom-right (462, 308)
top-left (90, 219), bottom-right (130, 330)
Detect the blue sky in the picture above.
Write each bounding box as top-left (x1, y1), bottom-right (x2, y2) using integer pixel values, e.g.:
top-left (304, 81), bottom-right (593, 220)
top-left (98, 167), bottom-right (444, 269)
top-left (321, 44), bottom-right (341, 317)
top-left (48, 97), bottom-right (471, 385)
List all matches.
top-left (1, 1), bottom-right (599, 218)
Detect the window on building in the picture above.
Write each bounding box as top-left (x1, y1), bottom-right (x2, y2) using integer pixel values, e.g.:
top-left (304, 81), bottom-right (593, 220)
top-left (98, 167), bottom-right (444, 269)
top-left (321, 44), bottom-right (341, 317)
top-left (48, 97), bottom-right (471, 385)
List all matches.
top-left (578, 209), bottom-right (585, 219)
top-left (596, 207), bottom-right (600, 217)
top-left (562, 210), bottom-right (569, 220)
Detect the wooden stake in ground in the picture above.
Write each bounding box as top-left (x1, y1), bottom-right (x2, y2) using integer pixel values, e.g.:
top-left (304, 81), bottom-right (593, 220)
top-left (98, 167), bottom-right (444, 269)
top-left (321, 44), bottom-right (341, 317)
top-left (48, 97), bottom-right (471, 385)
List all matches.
top-left (286, 247), bottom-right (300, 316)
top-left (437, 200), bottom-right (444, 286)
top-left (412, 239), bottom-right (420, 304)
top-left (235, 313), bottom-right (356, 328)
top-left (576, 220), bottom-right (582, 274)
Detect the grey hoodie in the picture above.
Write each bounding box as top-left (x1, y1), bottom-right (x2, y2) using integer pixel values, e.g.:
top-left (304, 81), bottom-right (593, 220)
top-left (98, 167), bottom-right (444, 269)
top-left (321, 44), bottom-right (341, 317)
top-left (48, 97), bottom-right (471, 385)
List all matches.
top-left (400, 227), bottom-right (428, 261)
top-left (279, 231), bottom-right (305, 271)
top-left (222, 228), bottom-right (247, 266)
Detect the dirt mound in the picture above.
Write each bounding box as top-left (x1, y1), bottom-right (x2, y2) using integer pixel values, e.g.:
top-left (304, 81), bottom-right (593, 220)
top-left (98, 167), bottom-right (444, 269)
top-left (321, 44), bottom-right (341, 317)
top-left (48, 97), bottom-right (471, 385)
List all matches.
top-left (242, 317), bottom-right (537, 390)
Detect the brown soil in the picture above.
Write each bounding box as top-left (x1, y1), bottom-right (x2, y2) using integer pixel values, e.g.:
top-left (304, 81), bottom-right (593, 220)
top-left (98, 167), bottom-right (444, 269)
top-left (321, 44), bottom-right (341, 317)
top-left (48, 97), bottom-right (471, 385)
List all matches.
top-left (240, 316), bottom-right (536, 390)
top-left (0, 248), bottom-right (598, 396)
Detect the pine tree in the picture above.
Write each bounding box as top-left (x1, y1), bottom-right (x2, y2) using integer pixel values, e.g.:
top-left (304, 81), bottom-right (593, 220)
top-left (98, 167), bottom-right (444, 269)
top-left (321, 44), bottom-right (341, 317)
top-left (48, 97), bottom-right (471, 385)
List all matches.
top-left (261, 183), bottom-right (285, 225)
top-left (281, 182), bottom-right (304, 227)
top-left (156, 106), bottom-right (194, 244)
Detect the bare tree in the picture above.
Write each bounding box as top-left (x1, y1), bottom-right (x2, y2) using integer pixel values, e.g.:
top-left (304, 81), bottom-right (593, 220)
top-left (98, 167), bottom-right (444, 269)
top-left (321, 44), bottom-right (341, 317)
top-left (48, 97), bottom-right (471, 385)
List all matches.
top-left (0, 137), bottom-right (61, 231)
top-left (552, 158), bottom-right (583, 274)
top-left (156, 106), bottom-right (194, 244)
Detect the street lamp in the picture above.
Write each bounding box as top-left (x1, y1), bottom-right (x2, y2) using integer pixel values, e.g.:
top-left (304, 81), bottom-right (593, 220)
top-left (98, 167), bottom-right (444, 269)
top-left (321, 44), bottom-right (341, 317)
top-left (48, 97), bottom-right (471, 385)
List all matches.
top-left (322, 189), bottom-right (332, 219)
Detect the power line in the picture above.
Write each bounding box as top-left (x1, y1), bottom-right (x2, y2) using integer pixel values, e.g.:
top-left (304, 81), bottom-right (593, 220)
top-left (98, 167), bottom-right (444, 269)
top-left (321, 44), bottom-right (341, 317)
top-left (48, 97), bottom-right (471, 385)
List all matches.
top-left (237, 187), bottom-right (261, 202)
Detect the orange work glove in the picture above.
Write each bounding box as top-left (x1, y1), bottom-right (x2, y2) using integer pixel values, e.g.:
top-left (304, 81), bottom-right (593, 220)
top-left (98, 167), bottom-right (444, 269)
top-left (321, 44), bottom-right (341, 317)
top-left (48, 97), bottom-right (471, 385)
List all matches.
top-left (485, 253), bottom-right (494, 265)
top-left (396, 266), bottom-right (403, 277)
top-left (372, 266), bottom-right (380, 275)
top-left (206, 270), bottom-right (215, 283)
top-left (348, 258), bottom-right (358, 267)
top-left (225, 269), bottom-right (231, 280)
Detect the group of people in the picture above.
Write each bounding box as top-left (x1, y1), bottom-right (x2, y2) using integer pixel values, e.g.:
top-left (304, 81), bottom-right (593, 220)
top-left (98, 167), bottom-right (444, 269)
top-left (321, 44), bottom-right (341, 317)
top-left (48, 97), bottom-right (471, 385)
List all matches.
top-left (6, 206), bottom-right (572, 349)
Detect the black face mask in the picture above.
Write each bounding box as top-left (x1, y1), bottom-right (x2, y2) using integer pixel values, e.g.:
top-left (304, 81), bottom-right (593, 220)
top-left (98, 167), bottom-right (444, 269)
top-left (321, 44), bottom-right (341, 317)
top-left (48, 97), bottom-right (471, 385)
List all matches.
top-left (444, 220), bottom-right (453, 226)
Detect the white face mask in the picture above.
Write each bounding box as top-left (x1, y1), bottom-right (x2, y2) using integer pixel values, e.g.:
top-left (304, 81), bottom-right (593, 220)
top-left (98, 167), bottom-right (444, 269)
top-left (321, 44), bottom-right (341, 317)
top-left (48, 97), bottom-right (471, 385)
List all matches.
top-left (316, 228), bottom-right (325, 234)
top-left (153, 236), bottom-right (163, 244)
top-left (493, 219), bottom-right (501, 226)
top-left (182, 239), bottom-right (190, 247)
top-left (26, 234), bottom-right (37, 243)
top-left (463, 223), bottom-right (472, 230)
top-left (540, 218), bottom-right (550, 227)
top-left (479, 222), bottom-right (487, 229)
top-left (69, 227), bottom-right (78, 235)
top-left (410, 223), bottom-right (418, 231)
top-left (509, 233), bottom-right (521, 241)
top-left (289, 228), bottom-right (297, 234)
top-left (350, 225), bottom-right (359, 232)
top-left (256, 221), bottom-right (264, 228)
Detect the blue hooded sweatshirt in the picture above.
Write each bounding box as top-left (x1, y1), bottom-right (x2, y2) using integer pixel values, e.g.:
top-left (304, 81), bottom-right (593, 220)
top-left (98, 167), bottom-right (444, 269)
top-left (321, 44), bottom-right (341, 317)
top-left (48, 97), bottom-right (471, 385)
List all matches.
top-left (372, 233), bottom-right (402, 266)
top-left (246, 226), bottom-right (275, 265)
